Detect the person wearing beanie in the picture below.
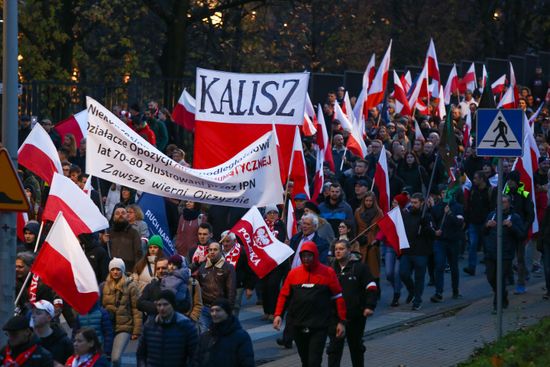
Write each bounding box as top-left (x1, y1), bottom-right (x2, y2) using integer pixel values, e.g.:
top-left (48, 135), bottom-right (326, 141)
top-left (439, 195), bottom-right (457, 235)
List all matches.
top-left (1, 315), bottom-right (54, 366)
top-left (101, 257), bottom-right (141, 367)
top-left (17, 220), bottom-right (41, 253)
top-left (137, 289), bottom-right (198, 367)
top-left (196, 298), bottom-right (254, 367)
top-left (132, 235), bottom-right (166, 293)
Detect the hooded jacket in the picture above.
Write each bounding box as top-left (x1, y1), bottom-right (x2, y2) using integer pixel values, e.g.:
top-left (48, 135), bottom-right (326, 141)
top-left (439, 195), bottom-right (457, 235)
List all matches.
top-left (38, 325), bottom-right (73, 365)
top-left (274, 241), bottom-right (346, 328)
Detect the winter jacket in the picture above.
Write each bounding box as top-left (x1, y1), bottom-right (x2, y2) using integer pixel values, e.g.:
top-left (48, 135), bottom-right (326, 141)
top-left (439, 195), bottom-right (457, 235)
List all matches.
top-left (332, 259), bottom-right (377, 319)
top-left (196, 317), bottom-right (254, 367)
top-left (64, 354), bottom-right (110, 366)
top-left (161, 268), bottom-right (191, 312)
top-left (83, 239), bottom-right (110, 285)
top-left (401, 208), bottom-right (435, 256)
top-left (73, 304), bottom-right (114, 356)
top-left (186, 278), bottom-right (203, 322)
top-left (275, 241), bottom-right (347, 328)
top-left (430, 199), bottom-right (464, 242)
top-left (465, 185), bottom-right (495, 224)
top-left (39, 325), bottom-right (73, 365)
top-left (0, 337), bottom-right (53, 366)
top-left (100, 276), bottom-right (142, 336)
top-left (505, 183), bottom-right (535, 232)
top-left (138, 278), bottom-right (190, 316)
top-left (109, 224), bottom-right (142, 272)
top-left (136, 312), bottom-right (198, 367)
top-left (483, 210), bottom-right (524, 261)
top-left (319, 197), bottom-right (355, 235)
top-left (197, 258), bottom-right (236, 307)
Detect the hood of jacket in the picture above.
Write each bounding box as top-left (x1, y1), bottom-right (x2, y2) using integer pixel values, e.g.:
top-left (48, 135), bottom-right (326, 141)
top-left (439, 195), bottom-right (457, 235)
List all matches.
top-left (300, 241), bottom-right (320, 272)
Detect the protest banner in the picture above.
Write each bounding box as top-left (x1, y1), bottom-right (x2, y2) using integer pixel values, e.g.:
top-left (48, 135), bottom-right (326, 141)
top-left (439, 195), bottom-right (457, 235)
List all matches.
top-left (137, 193), bottom-right (176, 256)
top-left (86, 97), bottom-right (283, 208)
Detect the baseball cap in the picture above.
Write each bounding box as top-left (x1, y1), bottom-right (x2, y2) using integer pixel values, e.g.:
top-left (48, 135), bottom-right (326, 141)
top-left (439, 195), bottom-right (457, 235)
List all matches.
top-left (31, 300), bottom-right (55, 318)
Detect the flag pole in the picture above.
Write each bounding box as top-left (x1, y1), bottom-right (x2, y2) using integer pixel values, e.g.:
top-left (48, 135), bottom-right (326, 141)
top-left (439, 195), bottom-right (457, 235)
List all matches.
top-left (32, 221), bottom-right (45, 253)
top-left (418, 153), bottom-right (440, 234)
top-left (95, 176), bottom-right (106, 215)
top-left (349, 220), bottom-right (380, 244)
top-left (339, 147), bottom-right (348, 172)
top-left (370, 176), bottom-right (376, 192)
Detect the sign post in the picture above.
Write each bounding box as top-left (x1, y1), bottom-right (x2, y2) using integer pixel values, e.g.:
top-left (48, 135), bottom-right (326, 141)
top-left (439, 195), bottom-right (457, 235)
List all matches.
top-left (476, 108), bottom-right (523, 339)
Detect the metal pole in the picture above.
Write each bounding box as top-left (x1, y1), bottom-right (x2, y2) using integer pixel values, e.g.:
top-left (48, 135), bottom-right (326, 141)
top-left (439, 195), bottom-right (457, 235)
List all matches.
top-left (496, 158), bottom-right (503, 338)
top-left (0, 0), bottom-right (19, 346)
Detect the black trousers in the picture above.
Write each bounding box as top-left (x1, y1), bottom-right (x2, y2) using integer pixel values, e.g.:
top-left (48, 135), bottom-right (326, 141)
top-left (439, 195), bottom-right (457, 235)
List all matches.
top-left (485, 258), bottom-right (512, 307)
top-left (293, 327), bottom-right (328, 367)
top-left (327, 316), bottom-right (366, 367)
top-left (262, 266), bottom-right (285, 315)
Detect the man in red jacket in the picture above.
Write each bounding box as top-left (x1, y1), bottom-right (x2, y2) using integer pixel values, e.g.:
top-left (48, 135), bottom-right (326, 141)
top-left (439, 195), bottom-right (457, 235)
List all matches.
top-left (273, 241), bottom-right (346, 367)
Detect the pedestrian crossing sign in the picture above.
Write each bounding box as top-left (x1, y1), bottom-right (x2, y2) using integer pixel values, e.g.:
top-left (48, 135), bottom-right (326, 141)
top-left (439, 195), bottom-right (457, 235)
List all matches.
top-left (476, 109), bottom-right (523, 157)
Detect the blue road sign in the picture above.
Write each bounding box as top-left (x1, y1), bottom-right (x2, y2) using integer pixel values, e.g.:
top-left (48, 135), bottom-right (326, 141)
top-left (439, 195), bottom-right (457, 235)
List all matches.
top-left (476, 109), bottom-right (523, 157)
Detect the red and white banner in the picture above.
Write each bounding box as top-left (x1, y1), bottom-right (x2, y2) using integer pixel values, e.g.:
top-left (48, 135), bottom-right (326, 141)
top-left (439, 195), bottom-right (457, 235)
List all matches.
top-left (377, 207), bottom-right (410, 255)
top-left (18, 124), bottom-right (63, 184)
top-left (54, 110), bottom-right (87, 148)
top-left (43, 173), bottom-right (109, 235)
top-left (32, 212), bottom-right (99, 315)
top-left (193, 68), bottom-right (309, 172)
top-left (374, 146), bottom-right (390, 213)
top-left (86, 97), bottom-right (284, 207)
top-left (172, 89), bottom-right (196, 131)
top-left (231, 206), bottom-right (294, 278)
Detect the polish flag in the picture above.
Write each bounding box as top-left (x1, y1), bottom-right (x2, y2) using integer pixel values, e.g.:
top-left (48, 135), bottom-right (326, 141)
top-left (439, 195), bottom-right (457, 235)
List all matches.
top-left (335, 102), bottom-right (366, 157)
top-left (172, 89), bottom-right (196, 131)
top-left (16, 212), bottom-right (29, 243)
top-left (436, 84), bottom-right (446, 118)
top-left (462, 174), bottom-right (472, 206)
top-left (42, 173), bottom-right (109, 235)
top-left (462, 63), bottom-right (477, 91)
top-left (408, 62), bottom-right (429, 114)
top-left (231, 206), bottom-right (294, 278)
top-left (497, 86), bottom-right (515, 109)
top-left (334, 99), bottom-right (354, 131)
top-left (342, 92), bottom-right (355, 124)
top-left (311, 147), bottom-right (325, 202)
top-left (401, 71), bottom-right (412, 95)
top-left (316, 104), bottom-right (335, 172)
top-left (54, 110), bottom-right (87, 148)
top-left (18, 124), bottom-right (63, 184)
top-left (481, 65), bottom-right (488, 89)
top-left (511, 114), bottom-right (540, 235)
top-left (393, 70), bottom-right (412, 117)
top-left (509, 62), bottom-right (520, 108)
top-left (426, 38), bottom-right (441, 98)
top-left (414, 119), bottom-right (425, 142)
top-left (377, 207), bottom-right (410, 255)
top-left (302, 94), bottom-right (318, 137)
top-left (374, 146), bottom-right (390, 213)
top-left (365, 40), bottom-right (392, 110)
top-left (31, 212), bottom-right (99, 314)
top-left (83, 175), bottom-right (93, 197)
top-left (491, 74), bottom-right (507, 96)
top-left (288, 127), bottom-right (310, 199)
top-left (363, 53), bottom-right (376, 89)
top-left (286, 202), bottom-right (298, 239)
top-left (443, 64), bottom-right (459, 105)
top-left (463, 111), bottom-right (472, 147)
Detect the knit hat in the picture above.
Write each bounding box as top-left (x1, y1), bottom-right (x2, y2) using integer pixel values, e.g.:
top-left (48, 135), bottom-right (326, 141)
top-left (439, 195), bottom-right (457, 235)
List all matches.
top-left (212, 298), bottom-right (233, 316)
top-left (109, 257), bottom-right (126, 273)
top-left (393, 193), bottom-right (409, 209)
top-left (23, 220), bottom-right (40, 236)
top-left (168, 254), bottom-right (183, 269)
top-left (304, 201), bottom-right (320, 215)
top-left (148, 235), bottom-right (164, 249)
top-left (156, 289), bottom-right (176, 307)
top-left (264, 205), bottom-right (279, 215)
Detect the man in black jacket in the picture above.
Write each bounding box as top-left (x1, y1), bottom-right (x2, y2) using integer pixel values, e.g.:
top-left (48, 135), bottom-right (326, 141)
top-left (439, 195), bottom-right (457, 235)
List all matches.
top-left (1, 315), bottom-right (53, 366)
top-left (79, 233), bottom-right (110, 284)
top-left (326, 239), bottom-right (377, 367)
top-left (400, 193), bottom-right (435, 310)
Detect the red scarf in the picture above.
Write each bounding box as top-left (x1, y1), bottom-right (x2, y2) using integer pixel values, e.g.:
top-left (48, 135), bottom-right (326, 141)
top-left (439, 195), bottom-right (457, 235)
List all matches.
top-left (191, 245), bottom-right (208, 264)
top-left (265, 219), bottom-right (279, 238)
top-left (28, 274), bottom-right (40, 303)
top-left (4, 344), bottom-right (37, 366)
top-left (65, 353), bottom-right (101, 367)
top-left (224, 243), bottom-right (242, 267)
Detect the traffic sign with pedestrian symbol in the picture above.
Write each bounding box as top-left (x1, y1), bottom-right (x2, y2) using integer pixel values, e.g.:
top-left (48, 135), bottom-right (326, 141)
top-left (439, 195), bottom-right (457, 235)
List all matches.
top-left (476, 109), bottom-right (523, 157)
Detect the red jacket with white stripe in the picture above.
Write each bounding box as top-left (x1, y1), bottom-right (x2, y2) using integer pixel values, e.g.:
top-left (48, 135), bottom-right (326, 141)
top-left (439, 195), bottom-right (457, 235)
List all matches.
top-left (274, 241), bottom-right (346, 328)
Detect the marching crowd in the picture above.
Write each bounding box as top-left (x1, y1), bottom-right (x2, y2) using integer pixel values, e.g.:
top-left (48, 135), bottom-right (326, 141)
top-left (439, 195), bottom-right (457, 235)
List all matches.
top-left (3, 68), bottom-right (550, 367)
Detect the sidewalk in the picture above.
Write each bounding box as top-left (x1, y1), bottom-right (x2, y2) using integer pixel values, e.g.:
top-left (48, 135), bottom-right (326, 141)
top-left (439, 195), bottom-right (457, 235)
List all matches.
top-left (261, 280), bottom-right (550, 367)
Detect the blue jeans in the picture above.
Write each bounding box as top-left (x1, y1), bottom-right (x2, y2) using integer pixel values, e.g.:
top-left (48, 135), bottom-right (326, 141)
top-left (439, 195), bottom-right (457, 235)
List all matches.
top-left (399, 255), bottom-right (428, 306)
top-left (467, 224), bottom-right (484, 271)
top-left (384, 246), bottom-right (402, 294)
top-left (434, 240), bottom-right (460, 295)
top-left (111, 332), bottom-right (130, 367)
top-left (198, 305), bottom-right (212, 334)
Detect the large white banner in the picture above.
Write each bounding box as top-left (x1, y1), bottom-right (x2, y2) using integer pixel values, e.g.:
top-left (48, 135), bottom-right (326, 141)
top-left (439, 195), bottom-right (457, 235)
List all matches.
top-left (86, 97), bottom-right (283, 207)
top-left (195, 68), bottom-right (309, 125)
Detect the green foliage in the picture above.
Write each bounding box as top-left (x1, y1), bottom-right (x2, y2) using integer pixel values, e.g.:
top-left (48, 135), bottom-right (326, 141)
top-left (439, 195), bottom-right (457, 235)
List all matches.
top-left (458, 317), bottom-right (550, 367)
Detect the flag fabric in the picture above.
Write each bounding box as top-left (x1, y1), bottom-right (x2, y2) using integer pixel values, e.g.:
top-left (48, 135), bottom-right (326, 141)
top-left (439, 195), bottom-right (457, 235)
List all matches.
top-left (334, 102), bottom-right (366, 158)
top-left (462, 63), bottom-right (477, 91)
top-left (31, 212), bottom-right (99, 314)
top-left (463, 111), bottom-right (472, 148)
top-left (231, 206), bottom-right (294, 278)
top-left (408, 61), bottom-right (429, 115)
top-left (481, 65), bottom-right (488, 89)
top-left (426, 38), bottom-right (441, 98)
top-left (16, 212), bottom-right (29, 243)
top-left (172, 89), bottom-right (196, 131)
top-left (316, 104), bottom-right (335, 172)
top-left (402, 71), bottom-right (412, 95)
top-left (497, 86), bottom-right (515, 109)
top-left (363, 53), bottom-right (376, 89)
top-left (414, 119), bottom-right (425, 142)
top-left (42, 173), bottom-right (109, 235)
top-left (377, 207), bottom-right (410, 255)
top-left (82, 175), bottom-right (93, 196)
top-left (301, 94), bottom-right (318, 137)
top-left (491, 74), bottom-right (507, 96)
top-left (509, 62), bottom-right (520, 108)
top-left (436, 84), bottom-right (446, 118)
top-left (333, 101), bottom-right (354, 131)
top-left (374, 146), bottom-right (390, 213)
top-left (393, 70), bottom-right (412, 117)
top-left (54, 110), bottom-right (87, 148)
top-left (288, 127), bottom-right (310, 198)
top-left (311, 147), bottom-right (325, 202)
top-left (137, 193), bottom-right (176, 256)
top-left (462, 174), bottom-right (472, 206)
top-left (365, 41), bottom-right (392, 109)
top-left (18, 124), bottom-right (63, 184)
top-left (286, 201), bottom-right (298, 240)
top-left (443, 64), bottom-right (459, 105)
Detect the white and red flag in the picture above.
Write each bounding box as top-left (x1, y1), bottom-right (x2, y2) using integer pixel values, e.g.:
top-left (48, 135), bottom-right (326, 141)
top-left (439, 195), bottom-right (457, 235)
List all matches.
top-left (54, 110), bottom-right (87, 148)
top-left (426, 38), bottom-right (441, 98)
top-left (443, 64), bottom-right (459, 105)
top-left (286, 201), bottom-right (298, 239)
top-left (172, 89), bottom-right (196, 131)
top-left (401, 71), bottom-right (412, 95)
top-left (377, 207), bottom-right (410, 255)
top-left (462, 62), bottom-right (477, 92)
top-left (374, 146), bottom-right (390, 213)
top-left (83, 175), bottom-right (93, 197)
top-left (288, 126), bottom-right (310, 198)
top-left (32, 212), bottom-right (99, 314)
top-left (316, 104), bottom-right (335, 172)
top-left (192, 68), bottom-right (309, 175)
top-left (42, 173), bottom-right (109, 235)
top-left (365, 40), bottom-right (392, 110)
top-left (481, 64), bottom-right (488, 90)
top-left (16, 212), bottom-right (29, 243)
top-left (497, 86), bottom-right (516, 109)
top-left (414, 119), bottom-right (425, 142)
top-left (491, 74), bottom-right (507, 96)
top-left (301, 94), bottom-right (317, 137)
top-left (311, 147), bottom-right (325, 202)
top-left (393, 70), bottom-right (412, 117)
top-left (463, 111), bottom-right (472, 148)
top-left (509, 62), bottom-right (520, 108)
top-left (18, 124), bottom-right (63, 184)
top-left (363, 53), bottom-right (376, 90)
top-left (408, 62), bottom-right (429, 114)
top-left (231, 206), bottom-right (294, 278)
top-left (334, 102), bottom-right (366, 157)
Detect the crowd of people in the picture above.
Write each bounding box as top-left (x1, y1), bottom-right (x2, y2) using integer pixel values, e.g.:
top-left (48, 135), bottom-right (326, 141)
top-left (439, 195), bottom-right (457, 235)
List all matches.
top-left (3, 67), bottom-right (550, 367)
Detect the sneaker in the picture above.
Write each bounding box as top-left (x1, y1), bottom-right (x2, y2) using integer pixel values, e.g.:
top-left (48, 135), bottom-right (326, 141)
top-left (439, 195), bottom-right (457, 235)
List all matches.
top-left (390, 293), bottom-right (400, 307)
top-left (514, 285), bottom-right (526, 295)
top-left (412, 303), bottom-right (422, 311)
top-left (452, 292), bottom-right (463, 299)
top-left (463, 267), bottom-right (475, 276)
top-left (406, 293), bottom-right (414, 304)
top-left (430, 294), bottom-right (443, 303)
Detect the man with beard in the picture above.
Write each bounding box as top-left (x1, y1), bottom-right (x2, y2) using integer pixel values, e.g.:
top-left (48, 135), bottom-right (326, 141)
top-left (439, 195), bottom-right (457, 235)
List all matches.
top-left (319, 183), bottom-right (354, 235)
top-left (109, 207), bottom-right (142, 273)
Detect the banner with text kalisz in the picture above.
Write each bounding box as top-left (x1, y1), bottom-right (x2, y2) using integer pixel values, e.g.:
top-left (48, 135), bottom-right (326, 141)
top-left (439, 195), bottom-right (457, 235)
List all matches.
top-left (86, 96), bottom-right (283, 208)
